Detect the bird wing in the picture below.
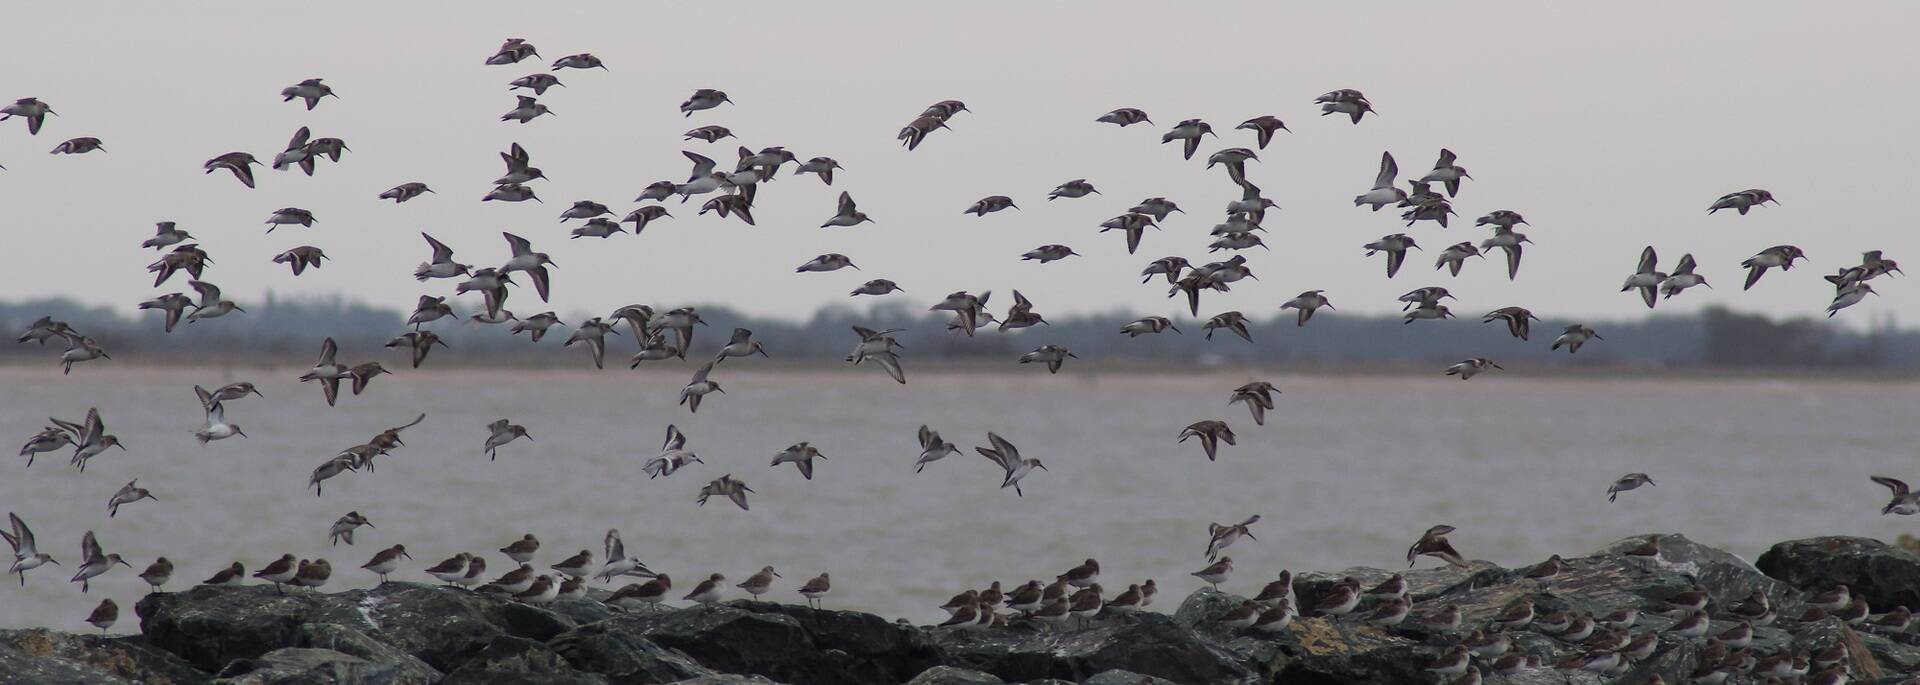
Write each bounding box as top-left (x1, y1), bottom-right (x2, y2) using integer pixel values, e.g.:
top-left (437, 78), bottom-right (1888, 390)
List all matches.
top-left (918, 424), bottom-right (935, 450)
top-left (1674, 253), bottom-right (1698, 275)
top-left (663, 424), bottom-right (686, 452)
top-left (8, 513), bottom-right (33, 555)
top-left (503, 142), bottom-right (530, 171)
top-left (82, 530), bottom-right (103, 564)
top-left (286, 126), bottom-right (310, 152)
top-left (689, 363), bottom-right (714, 385)
top-left (317, 337), bottom-right (338, 366)
top-left (422, 233), bottom-right (456, 263)
top-left (1433, 148), bottom-right (1456, 169)
top-left (1637, 246), bottom-right (1658, 274)
top-left (987, 431), bottom-right (1021, 464)
top-left (83, 408), bottom-right (104, 444)
top-left (605, 529), bottom-right (624, 561)
top-left (1873, 476), bottom-right (1910, 497)
top-left (188, 280), bottom-right (222, 307)
top-left (1374, 151), bottom-right (1397, 190)
top-left (683, 151), bottom-right (716, 180)
top-left (502, 232), bottom-right (533, 257)
top-left (837, 191), bottom-right (857, 216)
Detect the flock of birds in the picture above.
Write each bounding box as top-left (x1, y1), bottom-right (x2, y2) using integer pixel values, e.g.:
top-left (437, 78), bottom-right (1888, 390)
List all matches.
top-left (2, 35), bottom-right (1911, 685)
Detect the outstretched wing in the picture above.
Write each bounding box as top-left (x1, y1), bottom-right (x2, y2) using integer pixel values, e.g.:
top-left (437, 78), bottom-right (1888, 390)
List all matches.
top-left (1373, 151), bottom-right (1397, 190)
top-left (502, 232), bottom-right (533, 257)
top-left (422, 233), bottom-right (456, 263)
top-left (1637, 245), bottom-right (1657, 274)
top-left (837, 191), bottom-right (857, 216)
top-left (683, 151), bottom-right (716, 180)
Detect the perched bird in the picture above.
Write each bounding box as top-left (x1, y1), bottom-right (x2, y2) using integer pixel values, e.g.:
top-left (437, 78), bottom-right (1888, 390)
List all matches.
top-left (798, 573), bottom-right (832, 609)
top-left (1191, 557), bottom-right (1233, 590)
top-left (361, 545), bottom-right (411, 583)
top-left (138, 557), bottom-right (173, 593)
top-left (85, 599), bottom-right (117, 635)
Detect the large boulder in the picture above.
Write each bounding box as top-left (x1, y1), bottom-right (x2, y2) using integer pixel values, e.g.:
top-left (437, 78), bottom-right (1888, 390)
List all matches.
top-left (905, 665), bottom-right (1004, 685)
top-left (1757, 536), bottom-right (1920, 611)
top-left (547, 621), bottom-right (715, 684)
top-left (210, 647), bottom-right (420, 685)
top-left (0, 628), bottom-right (210, 685)
top-left (933, 611), bottom-right (1255, 684)
top-left (441, 636), bottom-right (610, 685)
top-left (586, 602), bottom-right (938, 685)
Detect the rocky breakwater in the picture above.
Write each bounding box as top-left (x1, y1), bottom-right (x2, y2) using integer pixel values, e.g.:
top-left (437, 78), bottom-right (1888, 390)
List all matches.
top-left (3, 534), bottom-right (1920, 684)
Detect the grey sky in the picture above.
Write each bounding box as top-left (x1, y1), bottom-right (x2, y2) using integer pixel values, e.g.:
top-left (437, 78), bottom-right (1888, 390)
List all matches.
top-left (3, 2), bottom-right (1915, 326)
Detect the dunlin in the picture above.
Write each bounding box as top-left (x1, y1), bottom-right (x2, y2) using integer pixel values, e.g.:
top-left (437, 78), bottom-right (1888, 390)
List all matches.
top-left (107, 479), bottom-right (156, 517)
top-left (1191, 557), bottom-right (1233, 589)
top-left (3, 513), bottom-right (57, 585)
top-left (696, 474), bottom-right (754, 510)
top-left (138, 557), bottom-right (173, 593)
top-left (798, 573), bottom-right (831, 609)
top-left (976, 432), bottom-right (1047, 496)
top-left (1205, 515), bottom-right (1259, 560)
top-left (362, 544), bottom-right (411, 582)
top-left (1608, 473), bottom-right (1656, 502)
top-left (1179, 420), bottom-right (1237, 461)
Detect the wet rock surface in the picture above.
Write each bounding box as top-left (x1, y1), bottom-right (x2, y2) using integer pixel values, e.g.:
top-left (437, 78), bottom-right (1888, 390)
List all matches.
top-left (6, 534), bottom-right (1920, 683)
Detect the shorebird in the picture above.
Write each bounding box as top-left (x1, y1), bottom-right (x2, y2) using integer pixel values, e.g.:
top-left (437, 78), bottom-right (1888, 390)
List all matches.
top-left (1018, 345), bottom-right (1077, 374)
top-left (483, 419), bottom-right (531, 460)
top-left (680, 363), bottom-right (725, 413)
top-left (1206, 515), bottom-right (1259, 561)
top-left (382, 330), bottom-right (444, 369)
top-left (272, 246), bottom-right (328, 276)
top-left (1480, 228), bottom-right (1531, 280)
top-left (1741, 245), bottom-right (1806, 290)
top-left (1607, 473), bottom-right (1655, 502)
top-left (1048, 179), bottom-right (1100, 200)
top-left (1659, 253), bottom-right (1709, 300)
top-left (1551, 325), bottom-right (1602, 353)
top-left (18, 427), bottom-right (73, 467)
top-left (1228, 381), bottom-right (1278, 426)
top-left (107, 479), bottom-right (156, 517)
top-left (1354, 151), bottom-right (1407, 210)
top-left (484, 182), bottom-right (541, 202)
top-left (552, 52), bottom-right (607, 70)
top-left (308, 455), bottom-right (354, 496)
top-left (558, 199), bottom-right (613, 222)
top-left (137, 557), bottom-right (172, 594)
top-left (500, 232), bottom-right (557, 302)
top-left (17, 315), bottom-right (76, 345)
top-left (280, 78), bottom-right (336, 109)
top-left (1418, 149), bottom-right (1471, 196)
top-left (595, 529), bottom-right (656, 582)
top-left (486, 564), bottom-right (535, 594)
top-left (608, 575), bottom-right (672, 612)
top-left (183, 280), bottom-right (242, 324)
top-left (1316, 89), bottom-right (1374, 123)
top-left (620, 205), bottom-right (673, 235)
top-left (57, 336), bottom-right (111, 375)
top-left (361, 545), bottom-right (411, 582)
top-left (696, 474), bottom-right (754, 510)
top-left (1483, 307), bottom-right (1539, 340)
top-left (1096, 108), bottom-right (1153, 127)
top-left (797, 253), bottom-right (858, 272)
top-left (142, 222), bottom-right (193, 250)
top-left (69, 531), bottom-right (130, 593)
top-left (898, 114), bottom-right (951, 151)
top-left (414, 233), bottom-right (471, 282)
top-left (1621, 246), bottom-right (1668, 308)
top-left (203, 152), bottom-right (261, 188)
top-left (684, 125), bottom-right (733, 142)
top-left (263, 207), bottom-right (315, 232)
top-left (798, 573), bottom-right (831, 609)
top-left (2, 97), bottom-right (57, 134)
top-left (407, 295), bottom-right (454, 329)
top-left (1180, 420), bottom-right (1237, 461)
top-left (1279, 290), bottom-right (1334, 326)
top-left (493, 142), bottom-right (547, 185)
top-left (1872, 476), bottom-right (1920, 515)
top-left (1828, 282), bottom-right (1877, 317)
top-left (85, 599), bottom-right (117, 635)
top-left (965, 195), bottom-right (1018, 216)
top-left (137, 293), bottom-right (190, 333)
top-left (148, 244), bottom-right (210, 286)
top-left (1191, 557), bottom-right (1233, 590)
top-left (424, 553), bottom-right (472, 586)
top-left (563, 317), bottom-right (617, 369)
top-left (737, 566), bottom-right (780, 597)
top-left (770, 442), bottom-right (827, 480)
top-left (49, 137), bottom-right (103, 154)
top-left (680, 89), bottom-right (732, 116)
top-left (1708, 189), bottom-right (1778, 215)
top-left (378, 182), bottom-right (434, 203)
top-left (1099, 213), bottom-right (1158, 254)
top-left (1120, 316), bottom-right (1180, 337)
top-left (1444, 358), bottom-right (1502, 380)
top-left (271, 127), bottom-right (317, 174)
top-left (656, 306), bottom-right (707, 355)
top-left (850, 279), bottom-right (902, 297)
top-left (4, 513), bottom-right (57, 585)
top-left (501, 95), bottom-right (554, 123)
top-left (329, 511), bottom-right (373, 546)
top-left (976, 432), bottom-right (1046, 496)
top-left (1407, 524), bottom-right (1469, 568)
top-left (1237, 115), bottom-right (1288, 149)
top-left (299, 338), bottom-right (349, 406)
top-left (793, 156), bottom-right (843, 185)
top-left (486, 38), bottom-right (540, 65)
top-left (915, 425), bottom-right (960, 473)
top-left (1161, 119), bottom-right (1215, 160)
top-left (714, 328), bottom-right (769, 363)
top-left (347, 362), bottom-right (388, 397)
top-left (53, 408), bottom-right (124, 471)
top-left (1364, 234), bottom-right (1420, 278)
top-left (1021, 244), bottom-right (1079, 263)
top-left (683, 573), bottom-right (726, 604)
top-left (499, 534), bottom-right (540, 563)
top-left (1203, 311), bottom-right (1252, 342)
top-left (1131, 197), bottom-right (1185, 222)
top-left (201, 562), bottom-right (244, 587)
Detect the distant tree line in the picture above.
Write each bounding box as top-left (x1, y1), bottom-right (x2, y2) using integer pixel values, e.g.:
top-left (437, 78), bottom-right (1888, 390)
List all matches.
top-left (0, 295), bottom-right (1909, 371)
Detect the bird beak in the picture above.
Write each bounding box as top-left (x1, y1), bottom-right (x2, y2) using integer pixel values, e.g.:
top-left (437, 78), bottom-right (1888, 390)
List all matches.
top-left (235, 429), bottom-right (248, 438)
top-left (365, 521), bottom-right (375, 528)
top-left (117, 559), bottom-right (132, 568)
top-left (115, 442), bottom-right (127, 451)
top-left (1036, 463), bottom-right (1050, 471)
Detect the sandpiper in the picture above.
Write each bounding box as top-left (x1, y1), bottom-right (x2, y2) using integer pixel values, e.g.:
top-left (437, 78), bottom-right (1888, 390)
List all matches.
top-left (714, 328), bottom-right (770, 364)
top-left (608, 575), bottom-right (672, 612)
top-left (329, 511), bottom-right (374, 546)
top-left (501, 95), bottom-right (554, 123)
top-left (203, 562), bottom-right (245, 586)
top-left (1417, 148), bottom-right (1471, 196)
top-left (362, 544), bottom-right (411, 582)
top-left (385, 330), bottom-right (446, 369)
top-left (4, 513), bottom-right (57, 586)
top-left (1479, 228), bottom-right (1531, 280)
top-left (184, 280), bottom-right (243, 323)
top-left (737, 566), bottom-right (780, 597)
top-left (1608, 473), bottom-right (1656, 502)
top-left (1096, 108), bottom-right (1153, 127)
top-left (204, 152), bottom-right (261, 188)
top-left (415, 233), bottom-right (471, 282)
top-left (696, 474), bottom-right (754, 510)
top-left (57, 336), bottom-right (111, 376)
top-left (1120, 316), bottom-right (1180, 337)
top-left (1551, 324), bottom-right (1602, 354)
top-left (1279, 290), bottom-right (1334, 327)
top-left (1444, 358), bottom-right (1502, 380)
top-left (976, 432), bottom-right (1047, 496)
top-left (1420, 604), bottom-right (1463, 633)
top-left (621, 205), bottom-right (673, 234)
top-left (1205, 515), bottom-right (1259, 560)
top-left (798, 573), bottom-right (832, 609)
top-left (50, 137), bottom-right (103, 154)
top-left (563, 317), bottom-right (617, 369)
top-left (680, 89), bottom-right (732, 116)
top-left (107, 479), bottom-right (156, 517)
top-left (797, 253), bottom-right (859, 272)
top-left (1161, 119), bottom-right (1215, 160)
top-left (1407, 524), bottom-right (1469, 568)
top-left (1131, 197), bottom-right (1185, 222)
top-left (272, 246), bottom-right (328, 276)
top-left (770, 442), bottom-right (827, 480)
top-left (1191, 557), bottom-right (1233, 589)
top-left (499, 232), bottom-right (557, 302)
top-left (1493, 598), bottom-right (1535, 629)
top-left (347, 362), bottom-right (388, 396)
top-left (243, 551), bottom-right (301, 592)
top-left (1523, 554), bottom-right (1566, 583)
top-left (1828, 282), bottom-right (1877, 317)
top-left (1872, 476), bottom-right (1920, 515)
top-left (483, 419), bottom-right (531, 460)
top-left (1017, 345), bottom-right (1077, 374)
top-left (486, 564), bottom-right (535, 594)
top-left (85, 598), bottom-right (117, 634)
top-left (915, 425), bottom-right (961, 473)
top-left (680, 363), bottom-right (726, 413)
top-left (135, 556), bottom-right (172, 594)
top-left (513, 574), bottom-right (558, 604)
top-left (1354, 152), bottom-right (1407, 210)
top-left (425, 553), bottom-right (472, 586)
top-left (684, 573), bottom-right (727, 604)
top-left (551, 52), bottom-right (607, 70)
top-left (264, 206), bottom-right (316, 231)
top-left (965, 195), bottom-right (1019, 216)
top-left (2, 97), bottom-right (57, 134)
top-left (1312, 577), bottom-right (1362, 616)
top-left (1363, 234), bottom-right (1420, 278)
top-left (1048, 179), bottom-right (1100, 200)
top-left (646, 424), bottom-right (704, 478)
top-left (1200, 311), bottom-right (1251, 343)
top-left (1707, 188), bottom-right (1778, 215)
top-left (1315, 89), bottom-right (1374, 123)
top-left (1483, 306), bottom-right (1539, 340)
top-left (1741, 245), bottom-right (1807, 290)
top-left (1236, 115), bottom-right (1288, 149)
top-left (499, 534), bottom-right (540, 563)
top-left (1180, 420), bottom-right (1237, 462)
top-left (1620, 246), bottom-right (1668, 308)
top-left (1099, 213), bottom-right (1159, 254)
top-left (1021, 244), bottom-right (1079, 264)
top-left (595, 529), bottom-right (656, 582)
top-left (850, 279), bottom-right (902, 297)
top-left (53, 407), bottom-right (124, 470)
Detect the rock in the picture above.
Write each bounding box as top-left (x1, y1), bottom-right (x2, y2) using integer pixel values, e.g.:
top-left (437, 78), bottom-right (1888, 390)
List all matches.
top-left (1757, 536), bottom-right (1920, 611)
top-left (210, 647), bottom-right (419, 685)
top-left (1084, 671), bottom-right (1177, 685)
top-left (905, 665), bottom-right (1004, 684)
top-left (932, 611), bottom-right (1253, 684)
top-left (0, 628), bottom-right (210, 685)
top-left (547, 620), bottom-right (714, 684)
top-left (289, 623), bottom-right (439, 683)
top-left (594, 602), bottom-right (941, 685)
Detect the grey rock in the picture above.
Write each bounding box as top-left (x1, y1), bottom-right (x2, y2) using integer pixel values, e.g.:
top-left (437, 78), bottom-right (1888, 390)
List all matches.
top-left (211, 647), bottom-right (418, 685)
top-left (0, 628), bottom-right (209, 685)
top-left (905, 665), bottom-right (1004, 685)
top-left (1758, 536), bottom-right (1920, 611)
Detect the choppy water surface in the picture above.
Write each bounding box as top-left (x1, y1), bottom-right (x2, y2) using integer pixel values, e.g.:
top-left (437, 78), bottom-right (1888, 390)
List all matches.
top-left (2, 366), bottom-right (1915, 630)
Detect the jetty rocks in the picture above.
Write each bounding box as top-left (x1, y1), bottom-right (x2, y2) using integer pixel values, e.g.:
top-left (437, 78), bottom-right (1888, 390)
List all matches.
top-left (4, 534), bottom-right (1920, 684)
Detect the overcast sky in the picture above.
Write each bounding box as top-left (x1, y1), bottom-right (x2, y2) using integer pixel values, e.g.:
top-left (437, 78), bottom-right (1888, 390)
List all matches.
top-left (3, 2), bottom-right (1915, 327)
